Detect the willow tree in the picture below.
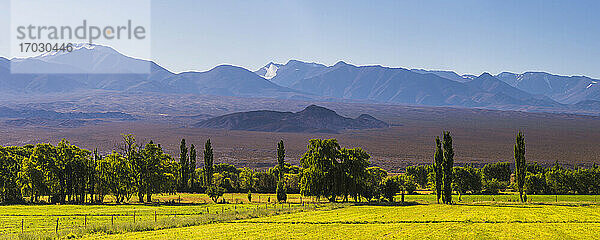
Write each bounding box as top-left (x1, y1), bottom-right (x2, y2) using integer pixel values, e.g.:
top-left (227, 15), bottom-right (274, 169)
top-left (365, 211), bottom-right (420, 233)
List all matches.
top-left (299, 139), bottom-right (370, 202)
top-left (514, 131), bottom-right (527, 202)
top-left (300, 139), bottom-right (339, 201)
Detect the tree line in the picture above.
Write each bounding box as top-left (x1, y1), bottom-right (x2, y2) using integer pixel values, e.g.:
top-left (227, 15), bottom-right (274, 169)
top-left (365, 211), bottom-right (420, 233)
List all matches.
top-left (406, 131), bottom-right (600, 204)
top-left (1, 132), bottom-right (599, 204)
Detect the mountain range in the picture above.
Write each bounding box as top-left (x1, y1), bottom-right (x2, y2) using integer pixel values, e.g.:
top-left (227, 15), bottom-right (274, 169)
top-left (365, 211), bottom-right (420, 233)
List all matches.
top-left (3, 44), bottom-right (600, 114)
top-left (194, 105), bottom-right (389, 133)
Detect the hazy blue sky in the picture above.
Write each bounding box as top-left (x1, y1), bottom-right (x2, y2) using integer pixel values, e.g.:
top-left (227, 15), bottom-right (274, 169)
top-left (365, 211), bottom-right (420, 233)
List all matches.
top-left (1, 0), bottom-right (599, 78)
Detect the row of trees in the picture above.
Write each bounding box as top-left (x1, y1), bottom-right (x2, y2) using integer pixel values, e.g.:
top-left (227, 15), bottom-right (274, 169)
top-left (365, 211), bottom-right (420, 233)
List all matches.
top-left (400, 131), bottom-right (600, 204)
top-left (405, 161), bottom-right (600, 200)
top-left (0, 135), bottom-right (203, 204)
top-left (0, 134), bottom-right (304, 204)
top-left (2, 133), bottom-right (599, 205)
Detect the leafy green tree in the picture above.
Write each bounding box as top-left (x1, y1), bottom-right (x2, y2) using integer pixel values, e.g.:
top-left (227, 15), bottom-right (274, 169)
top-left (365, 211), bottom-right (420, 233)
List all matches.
top-left (527, 162), bottom-right (546, 174)
top-left (590, 165), bottom-right (600, 195)
top-left (339, 148), bottom-right (370, 201)
top-left (138, 142), bottom-right (177, 202)
top-left (482, 162), bottom-right (511, 182)
top-left (572, 168), bottom-right (594, 194)
top-left (0, 147), bottom-right (24, 203)
top-left (88, 149), bottom-right (100, 203)
top-left (380, 176), bottom-right (400, 202)
top-left (396, 175), bottom-right (417, 203)
top-left (441, 132), bottom-right (454, 204)
top-left (22, 140), bottom-right (91, 204)
top-left (254, 171), bottom-right (277, 193)
top-left (299, 139), bottom-right (341, 201)
top-left (362, 167), bottom-right (387, 201)
top-left (406, 165), bottom-right (430, 189)
top-left (98, 152), bottom-right (134, 203)
top-left (203, 139), bottom-right (214, 189)
top-left (123, 135), bottom-right (144, 202)
top-left (433, 137), bottom-right (443, 204)
top-left (299, 139), bottom-right (371, 202)
top-left (284, 173), bottom-right (301, 194)
top-left (20, 150), bottom-right (46, 203)
top-left (525, 172), bottom-right (548, 195)
top-left (545, 163), bottom-right (569, 195)
top-left (482, 178), bottom-right (505, 195)
top-left (65, 144), bottom-right (92, 203)
top-left (239, 167), bottom-right (255, 191)
top-left (452, 166), bottom-right (482, 201)
top-left (206, 185), bottom-right (225, 203)
top-left (514, 131), bottom-right (527, 202)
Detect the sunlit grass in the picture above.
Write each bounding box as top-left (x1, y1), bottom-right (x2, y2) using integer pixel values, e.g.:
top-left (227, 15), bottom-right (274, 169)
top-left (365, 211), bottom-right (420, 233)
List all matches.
top-left (86, 203), bottom-right (600, 240)
top-left (2, 193), bottom-right (599, 239)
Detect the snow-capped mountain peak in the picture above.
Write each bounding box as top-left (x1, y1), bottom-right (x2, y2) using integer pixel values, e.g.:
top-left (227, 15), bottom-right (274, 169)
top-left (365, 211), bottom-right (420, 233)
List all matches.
top-left (259, 63), bottom-right (279, 79)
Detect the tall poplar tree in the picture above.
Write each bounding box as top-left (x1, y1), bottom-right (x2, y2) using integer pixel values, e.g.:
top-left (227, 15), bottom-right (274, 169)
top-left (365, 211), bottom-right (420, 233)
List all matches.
top-left (514, 131), bottom-right (527, 202)
top-left (179, 139), bottom-right (188, 191)
top-left (203, 139), bottom-right (214, 188)
top-left (189, 144), bottom-right (197, 192)
top-left (442, 131), bottom-right (454, 204)
top-left (433, 136), bottom-right (443, 204)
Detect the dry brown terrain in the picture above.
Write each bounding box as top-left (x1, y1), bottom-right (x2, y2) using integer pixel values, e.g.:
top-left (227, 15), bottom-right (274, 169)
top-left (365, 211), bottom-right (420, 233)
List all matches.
top-left (1, 94), bottom-right (599, 172)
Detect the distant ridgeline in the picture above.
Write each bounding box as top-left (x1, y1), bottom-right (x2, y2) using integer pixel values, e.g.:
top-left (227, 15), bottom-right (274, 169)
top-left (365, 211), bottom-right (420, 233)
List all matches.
top-left (4, 45), bottom-right (600, 115)
top-left (0, 133), bottom-right (599, 205)
top-left (194, 105), bottom-right (389, 133)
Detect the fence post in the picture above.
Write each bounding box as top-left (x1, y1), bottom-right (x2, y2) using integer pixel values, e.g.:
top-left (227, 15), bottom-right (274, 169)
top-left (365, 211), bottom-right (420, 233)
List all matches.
top-left (55, 218), bottom-right (59, 234)
top-left (21, 219), bottom-right (24, 234)
top-left (84, 215), bottom-right (87, 228)
top-left (133, 211), bottom-right (136, 223)
top-left (111, 215), bottom-right (114, 226)
top-left (155, 211), bottom-right (157, 222)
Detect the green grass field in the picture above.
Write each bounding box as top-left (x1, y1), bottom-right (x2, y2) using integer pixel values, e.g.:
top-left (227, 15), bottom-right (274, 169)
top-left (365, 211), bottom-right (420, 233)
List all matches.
top-left (1, 194), bottom-right (599, 239)
top-left (84, 203), bottom-right (600, 240)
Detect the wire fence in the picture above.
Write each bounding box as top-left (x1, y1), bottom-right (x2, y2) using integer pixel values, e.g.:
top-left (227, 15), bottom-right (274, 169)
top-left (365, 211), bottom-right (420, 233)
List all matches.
top-left (0, 202), bottom-right (321, 238)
